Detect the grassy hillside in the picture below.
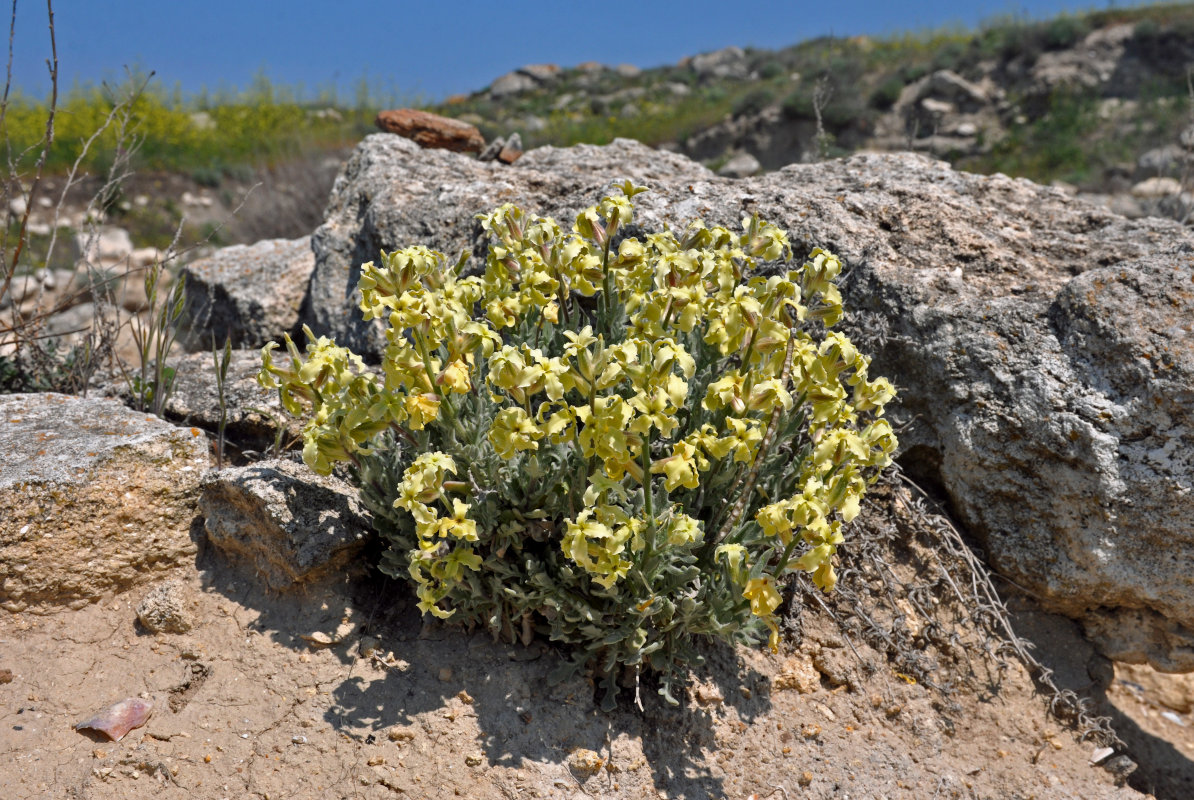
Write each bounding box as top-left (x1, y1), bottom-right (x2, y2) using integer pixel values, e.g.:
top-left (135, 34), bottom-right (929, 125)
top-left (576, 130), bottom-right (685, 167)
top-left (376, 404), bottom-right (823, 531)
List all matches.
top-left (6, 3), bottom-right (1194, 192)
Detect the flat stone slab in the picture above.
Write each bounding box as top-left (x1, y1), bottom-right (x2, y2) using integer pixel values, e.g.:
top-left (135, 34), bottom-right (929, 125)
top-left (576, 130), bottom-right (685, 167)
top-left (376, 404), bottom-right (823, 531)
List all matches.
top-left (0, 393), bottom-right (209, 612)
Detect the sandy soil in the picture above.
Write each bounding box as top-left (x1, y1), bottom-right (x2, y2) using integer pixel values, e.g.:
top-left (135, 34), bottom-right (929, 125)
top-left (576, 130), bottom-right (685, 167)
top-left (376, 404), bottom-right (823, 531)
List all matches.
top-left (4, 481), bottom-right (1191, 800)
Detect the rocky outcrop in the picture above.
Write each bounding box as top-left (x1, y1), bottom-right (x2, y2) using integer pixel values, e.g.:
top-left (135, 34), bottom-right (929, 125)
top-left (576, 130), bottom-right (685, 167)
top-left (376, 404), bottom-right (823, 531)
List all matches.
top-left (688, 46), bottom-right (749, 80)
top-left (374, 108), bottom-right (486, 153)
top-left (868, 69), bottom-right (1007, 159)
top-left (179, 236), bottom-right (314, 351)
top-left (1031, 23), bottom-right (1135, 93)
top-left (0, 393), bottom-right (208, 612)
top-left (303, 136), bottom-right (1194, 671)
top-left (198, 459), bottom-right (371, 591)
top-left (488, 64), bottom-right (561, 99)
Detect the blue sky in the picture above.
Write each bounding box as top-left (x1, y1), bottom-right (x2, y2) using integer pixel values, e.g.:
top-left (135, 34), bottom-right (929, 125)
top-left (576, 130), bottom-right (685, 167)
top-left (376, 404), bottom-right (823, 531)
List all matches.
top-left (8, 0), bottom-right (1164, 103)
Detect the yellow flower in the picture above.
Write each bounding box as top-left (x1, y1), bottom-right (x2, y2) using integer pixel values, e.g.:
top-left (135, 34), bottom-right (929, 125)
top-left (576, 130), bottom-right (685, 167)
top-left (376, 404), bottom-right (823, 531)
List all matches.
top-left (439, 546), bottom-right (482, 580)
top-left (795, 544), bottom-right (838, 591)
top-left (854, 376), bottom-right (896, 413)
top-left (436, 359), bottom-right (472, 394)
top-left (763, 616), bottom-right (780, 654)
top-left (650, 441), bottom-right (701, 491)
top-left (629, 386), bottom-right (680, 437)
top-left (716, 543), bottom-right (748, 583)
top-left (743, 576), bottom-right (782, 617)
top-left (489, 407), bottom-right (543, 459)
top-left (747, 378), bottom-right (794, 414)
top-left (666, 512), bottom-right (704, 546)
top-left (415, 582), bottom-right (455, 619)
top-left (405, 392), bottom-right (441, 430)
top-left (755, 501), bottom-right (794, 545)
top-left (562, 510), bottom-right (634, 589)
top-left (723, 416), bottom-right (763, 463)
top-left (704, 373), bottom-right (746, 413)
top-left (435, 499), bottom-right (479, 542)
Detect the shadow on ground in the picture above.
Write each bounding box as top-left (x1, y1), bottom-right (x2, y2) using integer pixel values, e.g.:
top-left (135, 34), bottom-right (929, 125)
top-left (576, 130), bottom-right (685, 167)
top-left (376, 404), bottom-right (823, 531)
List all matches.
top-left (196, 539), bottom-right (771, 799)
top-left (1011, 600), bottom-right (1194, 800)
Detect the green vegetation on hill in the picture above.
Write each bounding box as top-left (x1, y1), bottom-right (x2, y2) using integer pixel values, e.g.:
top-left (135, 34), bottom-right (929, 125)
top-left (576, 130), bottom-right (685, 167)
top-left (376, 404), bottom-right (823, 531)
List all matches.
top-left (7, 3), bottom-right (1194, 190)
top-left (430, 2), bottom-right (1194, 187)
top-left (3, 74), bottom-right (401, 183)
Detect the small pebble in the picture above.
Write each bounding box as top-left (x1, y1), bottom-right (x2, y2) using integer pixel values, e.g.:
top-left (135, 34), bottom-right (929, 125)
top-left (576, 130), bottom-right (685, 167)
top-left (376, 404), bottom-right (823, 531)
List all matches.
top-left (292, 735), bottom-right (307, 744)
top-left (1090, 746), bottom-right (1114, 764)
top-left (568, 748), bottom-right (604, 775)
top-left (438, 667), bottom-right (453, 682)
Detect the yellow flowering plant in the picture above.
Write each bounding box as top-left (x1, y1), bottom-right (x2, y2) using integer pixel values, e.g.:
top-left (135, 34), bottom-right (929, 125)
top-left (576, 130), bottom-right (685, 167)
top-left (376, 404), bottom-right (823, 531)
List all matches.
top-left (259, 183), bottom-right (897, 707)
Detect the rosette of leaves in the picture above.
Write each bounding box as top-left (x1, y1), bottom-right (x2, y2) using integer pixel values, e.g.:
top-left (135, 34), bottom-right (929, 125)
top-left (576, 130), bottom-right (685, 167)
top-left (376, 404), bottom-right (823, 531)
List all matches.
top-left (259, 183), bottom-right (897, 707)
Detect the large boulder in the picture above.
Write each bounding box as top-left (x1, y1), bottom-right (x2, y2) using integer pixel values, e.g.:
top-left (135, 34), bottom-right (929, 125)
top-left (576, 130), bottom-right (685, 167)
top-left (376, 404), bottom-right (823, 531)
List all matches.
top-left (0, 394), bottom-right (208, 612)
top-left (303, 136), bottom-right (1194, 671)
top-left (180, 236), bottom-right (314, 351)
top-left (198, 459), bottom-right (371, 591)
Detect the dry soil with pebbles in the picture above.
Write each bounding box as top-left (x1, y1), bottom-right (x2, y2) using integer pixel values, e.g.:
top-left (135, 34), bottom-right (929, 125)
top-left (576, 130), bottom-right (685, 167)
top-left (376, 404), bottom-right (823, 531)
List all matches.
top-left (0, 495), bottom-right (1192, 800)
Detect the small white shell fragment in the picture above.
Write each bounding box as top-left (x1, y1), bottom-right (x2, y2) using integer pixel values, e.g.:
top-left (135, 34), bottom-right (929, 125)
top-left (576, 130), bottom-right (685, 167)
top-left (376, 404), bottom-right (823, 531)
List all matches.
top-left (75, 698), bottom-right (154, 741)
top-left (1090, 746), bottom-right (1114, 764)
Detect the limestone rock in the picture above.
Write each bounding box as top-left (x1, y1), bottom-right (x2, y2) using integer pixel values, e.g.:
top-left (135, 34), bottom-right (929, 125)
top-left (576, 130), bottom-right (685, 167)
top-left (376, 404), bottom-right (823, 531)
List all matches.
top-left (0, 394), bottom-right (208, 612)
top-left (485, 64), bottom-right (560, 99)
top-left (75, 227), bottom-right (133, 268)
top-left (488, 71), bottom-right (539, 98)
top-left (198, 459), bottom-right (371, 591)
top-left (517, 64), bottom-right (560, 83)
top-left (478, 136), bottom-right (505, 162)
top-left (717, 152), bottom-right (761, 178)
top-left (374, 109), bottom-right (485, 154)
top-left (179, 236), bottom-right (314, 351)
top-left (1031, 23), bottom-right (1134, 92)
top-left (690, 46), bottom-right (748, 80)
top-left (916, 70), bottom-right (991, 110)
top-left (1116, 662), bottom-right (1194, 713)
top-left (1130, 176), bottom-right (1181, 198)
top-left (498, 132), bottom-right (524, 165)
top-left (136, 580), bottom-right (193, 633)
top-left (1136, 144), bottom-right (1186, 179)
top-left (303, 138), bottom-right (1194, 669)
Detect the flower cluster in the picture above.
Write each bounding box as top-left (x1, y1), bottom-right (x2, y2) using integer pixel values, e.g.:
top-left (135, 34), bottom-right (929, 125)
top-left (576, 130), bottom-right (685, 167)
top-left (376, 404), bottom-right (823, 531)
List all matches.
top-left (260, 183), bottom-right (897, 705)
